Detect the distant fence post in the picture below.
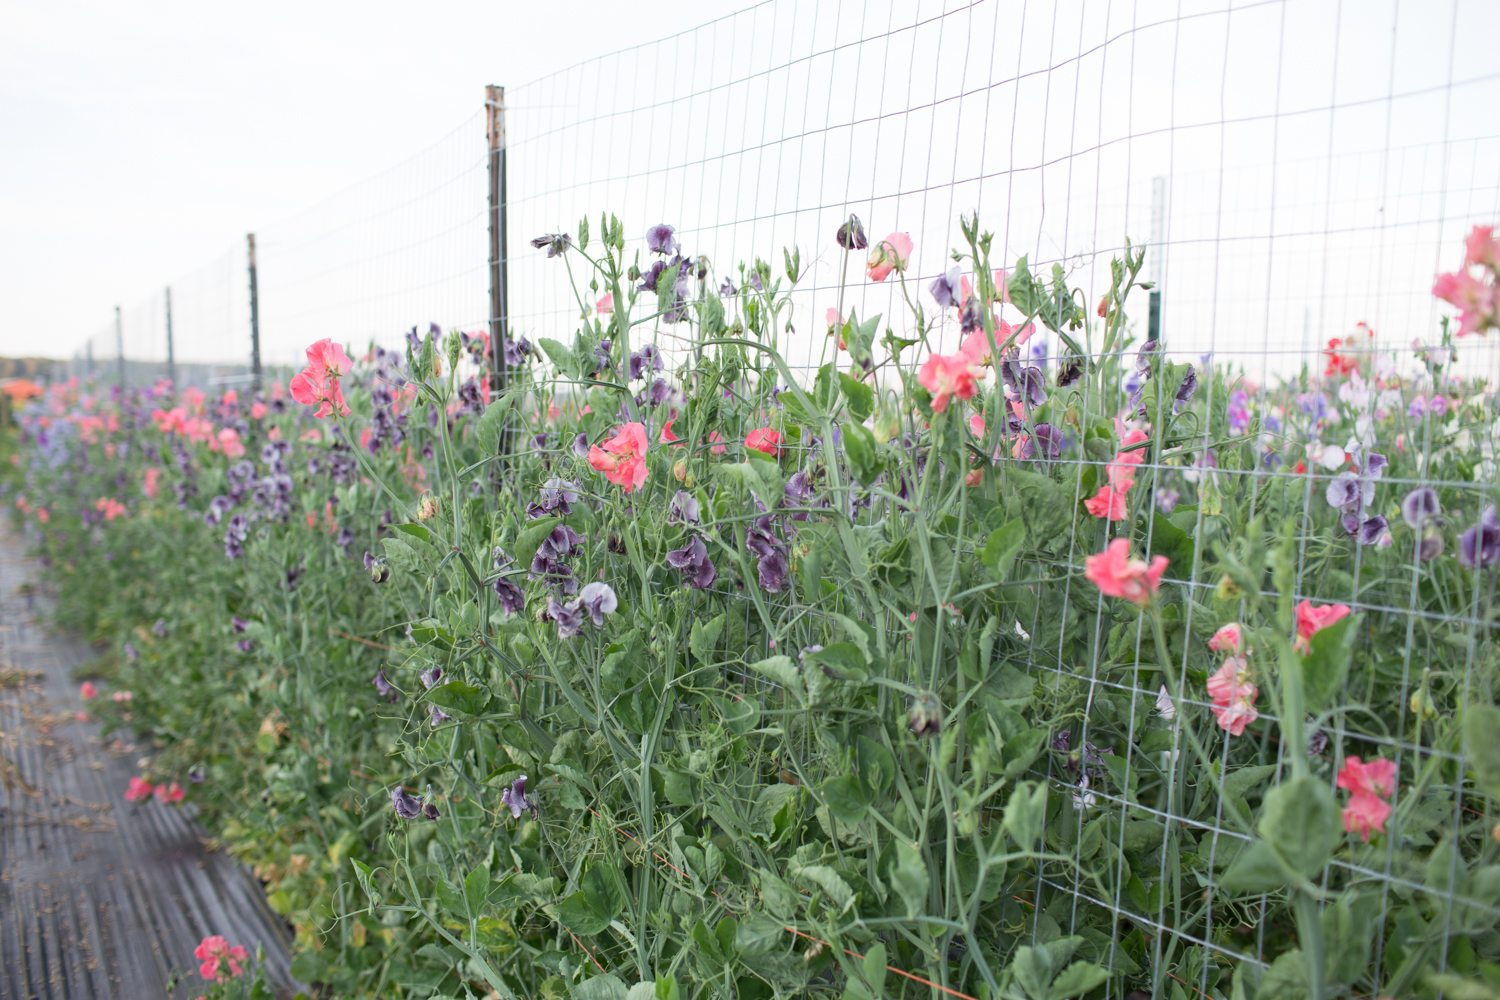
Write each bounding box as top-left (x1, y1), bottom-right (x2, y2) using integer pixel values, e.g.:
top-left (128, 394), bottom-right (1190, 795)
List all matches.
top-left (486, 84), bottom-right (509, 400)
top-left (164, 286), bottom-right (176, 387)
top-left (114, 305), bottom-right (125, 389)
top-left (247, 233), bottom-right (262, 392)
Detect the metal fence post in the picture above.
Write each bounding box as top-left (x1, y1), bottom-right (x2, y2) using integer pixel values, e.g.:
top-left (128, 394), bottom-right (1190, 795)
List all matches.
top-left (486, 84), bottom-right (509, 399)
top-left (1149, 175), bottom-right (1166, 343)
top-left (114, 305), bottom-right (126, 389)
top-left (247, 233), bottom-right (262, 392)
top-left (164, 286), bottom-right (176, 387)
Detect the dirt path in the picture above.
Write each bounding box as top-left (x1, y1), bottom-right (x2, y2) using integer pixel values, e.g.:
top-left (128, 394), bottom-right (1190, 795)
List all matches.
top-left (0, 521), bottom-right (296, 998)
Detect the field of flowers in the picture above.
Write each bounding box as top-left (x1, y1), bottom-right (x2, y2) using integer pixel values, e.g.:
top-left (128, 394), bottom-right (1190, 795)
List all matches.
top-left (7, 215), bottom-right (1500, 1000)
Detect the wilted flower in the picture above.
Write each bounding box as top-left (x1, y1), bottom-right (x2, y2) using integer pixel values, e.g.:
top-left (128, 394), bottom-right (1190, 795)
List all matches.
top-left (391, 785), bottom-right (424, 820)
top-left (746, 505), bottom-right (789, 593)
top-left (835, 214), bottom-right (868, 251)
top-left (908, 691), bottom-right (942, 738)
top-left (493, 577), bottom-right (526, 615)
top-left (530, 233), bottom-right (573, 257)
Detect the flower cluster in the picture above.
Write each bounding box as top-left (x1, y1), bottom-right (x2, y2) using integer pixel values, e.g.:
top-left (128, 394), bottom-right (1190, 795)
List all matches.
top-left (1432, 224), bottom-right (1500, 337)
top-left (194, 935), bottom-right (251, 983)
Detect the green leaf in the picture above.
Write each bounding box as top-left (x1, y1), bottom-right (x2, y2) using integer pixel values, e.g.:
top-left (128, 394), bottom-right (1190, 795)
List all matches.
top-left (888, 840), bottom-right (929, 918)
top-left (1302, 614), bottom-right (1355, 713)
top-left (557, 863), bottom-right (625, 936)
top-left (1258, 776), bottom-right (1339, 878)
top-left (1463, 703), bottom-right (1500, 801)
top-left (1219, 840), bottom-right (1290, 894)
top-left (571, 975), bottom-right (627, 1000)
top-left (842, 422), bottom-right (882, 485)
top-left (538, 338), bottom-right (576, 374)
top-left (476, 392), bottom-right (516, 454)
top-left (427, 680), bottom-right (491, 717)
top-left (838, 373), bottom-right (874, 422)
top-left (856, 736), bottom-right (895, 794)
top-left (1049, 961), bottom-right (1110, 999)
top-left (820, 773), bottom-right (869, 824)
top-left (1003, 781), bottom-right (1048, 851)
top-left (511, 515), bottom-right (562, 571)
top-left (982, 519), bottom-right (1026, 581)
top-left (791, 863), bottom-right (854, 912)
top-left (861, 942), bottom-right (888, 995)
top-left (463, 862), bottom-right (490, 919)
top-left (749, 655), bottom-right (804, 701)
top-left (350, 858), bottom-right (380, 908)
top-left (689, 613), bottom-right (726, 662)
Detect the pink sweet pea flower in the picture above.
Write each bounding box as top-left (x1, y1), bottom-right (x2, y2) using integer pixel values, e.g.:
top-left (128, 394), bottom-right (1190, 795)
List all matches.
top-left (1206, 655), bottom-right (1259, 736)
top-left (1464, 224), bottom-right (1499, 269)
top-left (596, 292), bottom-right (615, 315)
top-left (124, 776), bottom-right (154, 802)
top-left (1294, 600), bottom-right (1351, 653)
top-left (36, 507), bottom-right (49, 524)
top-left (918, 353), bottom-right (977, 414)
top-left (658, 418), bottom-right (682, 446)
top-left (217, 427), bottom-right (245, 459)
top-left (80, 681), bottom-right (97, 700)
top-left (825, 307), bottom-right (846, 350)
top-left (1084, 485), bottom-right (1129, 521)
top-left (1084, 539), bottom-right (1168, 606)
top-left (143, 467), bottom-right (160, 499)
top-left (588, 422), bottom-right (650, 493)
top-left (289, 338), bottom-right (353, 418)
top-left (250, 401), bottom-right (267, 420)
top-left (1337, 755), bottom-right (1396, 841)
top-left (708, 430), bottom-right (727, 455)
top-left (866, 232), bottom-right (913, 282)
top-left (154, 782), bottom-right (185, 805)
top-left (968, 413), bottom-right (986, 438)
top-left (194, 935), bottom-right (251, 982)
top-left (1208, 623), bottom-right (1243, 653)
top-left (745, 427), bottom-right (782, 457)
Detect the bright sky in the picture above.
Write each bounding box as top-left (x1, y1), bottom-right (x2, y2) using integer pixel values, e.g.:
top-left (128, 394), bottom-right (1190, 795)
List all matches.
top-left (0, 0), bottom-right (745, 358)
top-left (3, 0), bottom-right (1498, 383)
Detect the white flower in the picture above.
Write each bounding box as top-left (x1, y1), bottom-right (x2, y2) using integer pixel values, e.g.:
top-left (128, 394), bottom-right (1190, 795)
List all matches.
top-left (1155, 685), bottom-right (1176, 721)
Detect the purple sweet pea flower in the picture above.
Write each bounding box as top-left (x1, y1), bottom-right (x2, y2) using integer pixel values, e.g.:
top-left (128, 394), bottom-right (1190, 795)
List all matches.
top-left (629, 345), bottom-right (663, 381)
top-left (391, 786), bottom-right (423, 820)
top-left (1401, 487), bottom-right (1440, 529)
top-left (1227, 390), bottom-right (1251, 435)
top-left (929, 268), bottom-right (960, 310)
top-left (1000, 359), bottom-right (1047, 408)
top-left (1459, 506), bottom-right (1500, 569)
top-left (572, 433), bottom-right (590, 458)
top-left (152, 619), bottom-right (168, 638)
top-left (493, 577), bottom-right (526, 615)
top-left (666, 534), bottom-right (717, 589)
top-left (577, 582), bottom-right (618, 626)
top-left (372, 670), bottom-right (398, 702)
top-left (646, 224), bottom-right (679, 255)
top-left (530, 233), bottom-right (573, 257)
top-left (1173, 366), bottom-right (1198, 413)
top-left (526, 478), bottom-right (578, 519)
top-left (1357, 515), bottom-right (1389, 547)
top-left (501, 775), bottom-right (535, 819)
top-left (646, 378), bottom-right (672, 408)
top-left (746, 503), bottom-right (790, 593)
top-left (546, 595), bottom-right (585, 638)
top-left (420, 665), bottom-right (442, 689)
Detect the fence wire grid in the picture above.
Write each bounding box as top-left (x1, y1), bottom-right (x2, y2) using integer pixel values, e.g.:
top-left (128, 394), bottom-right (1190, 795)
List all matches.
top-left (60, 0), bottom-right (1500, 996)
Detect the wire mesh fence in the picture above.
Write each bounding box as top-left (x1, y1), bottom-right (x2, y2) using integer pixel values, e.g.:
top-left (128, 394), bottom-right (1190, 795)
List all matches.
top-left (54, 0), bottom-right (1500, 995)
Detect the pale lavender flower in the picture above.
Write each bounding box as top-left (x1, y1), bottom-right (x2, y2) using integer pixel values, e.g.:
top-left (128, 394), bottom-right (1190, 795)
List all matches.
top-left (577, 582), bottom-right (618, 626)
top-left (501, 775), bottom-right (535, 819)
top-left (1401, 487), bottom-right (1440, 529)
top-left (668, 490), bottom-right (700, 525)
top-left (646, 224), bottom-right (679, 255)
top-left (1459, 506), bottom-right (1500, 568)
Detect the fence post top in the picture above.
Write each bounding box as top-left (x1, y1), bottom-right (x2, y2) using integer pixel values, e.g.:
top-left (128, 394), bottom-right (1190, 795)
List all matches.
top-left (485, 84), bottom-right (506, 152)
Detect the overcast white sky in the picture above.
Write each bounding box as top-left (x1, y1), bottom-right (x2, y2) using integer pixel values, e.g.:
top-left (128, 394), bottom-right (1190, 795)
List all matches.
top-left (0, 0), bottom-right (745, 358)
top-left (4, 0), bottom-right (1498, 382)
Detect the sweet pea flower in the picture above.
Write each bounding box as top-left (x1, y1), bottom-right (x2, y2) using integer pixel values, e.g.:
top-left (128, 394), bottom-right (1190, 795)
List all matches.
top-left (80, 681), bottom-right (97, 700)
top-left (1084, 539), bottom-right (1168, 606)
top-left (588, 422), bottom-right (650, 493)
top-left (745, 427), bottom-right (781, 457)
top-left (918, 353), bottom-right (977, 414)
top-left (289, 339), bottom-right (353, 419)
top-left (646, 223), bottom-right (679, 255)
top-left (1337, 755), bottom-right (1397, 841)
top-left (501, 774), bottom-right (536, 819)
top-left (1084, 486), bottom-right (1129, 521)
top-left (1208, 623), bottom-right (1243, 653)
top-left (1294, 600), bottom-right (1351, 653)
top-left (1206, 656), bottom-right (1259, 736)
top-left (1459, 505), bottom-right (1500, 569)
top-left (154, 782), bottom-right (184, 804)
top-left (194, 935), bottom-right (250, 983)
top-left (866, 232), bottom-right (913, 282)
top-left (1401, 487), bottom-right (1440, 529)
top-left (596, 292), bottom-right (615, 314)
top-left (125, 776), bottom-right (154, 802)
top-left (835, 214), bottom-right (868, 250)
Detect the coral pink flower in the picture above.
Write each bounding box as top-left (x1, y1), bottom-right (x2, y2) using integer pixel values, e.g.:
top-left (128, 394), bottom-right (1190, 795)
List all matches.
top-left (596, 292), bottom-right (614, 315)
top-left (154, 782), bottom-right (185, 805)
top-left (708, 430), bottom-right (727, 455)
top-left (79, 681), bottom-right (97, 700)
top-left (1337, 755), bottom-right (1396, 841)
top-left (124, 776), bottom-right (154, 802)
top-left (112, 691), bottom-right (133, 703)
top-left (1294, 600), bottom-right (1351, 653)
top-left (588, 422), bottom-right (650, 493)
top-left (745, 427), bottom-right (781, 457)
top-left (658, 418), bottom-right (681, 446)
top-left (825, 307), bottom-right (846, 349)
top-left (1464, 224), bottom-right (1499, 269)
top-left (1432, 269), bottom-right (1499, 337)
top-left (289, 339), bottom-right (353, 418)
top-left (94, 497), bottom-right (126, 520)
top-left (1206, 656), bottom-right (1259, 736)
top-left (866, 232), bottom-right (913, 282)
top-left (250, 401), bottom-right (267, 420)
top-left (1084, 539), bottom-right (1168, 606)
top-left (217, 427), bottom-right (245, 459)
top-left (36, 508), bottom-right (49, 523)
top-left (143, 467), bottom-right (160, 499)
top-left (1208, 623), bottom-right (1243, 653)
top-left (964, 468), bottom-right (983, 487)
top-left (194, 935), bottom-right (250, 982)
top-left (968, 413), bottom-right (986, 438)
top-left (1084, 486), bottom-right (1129, 521)
top-left (918, 353), bottom-right (978, 414)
